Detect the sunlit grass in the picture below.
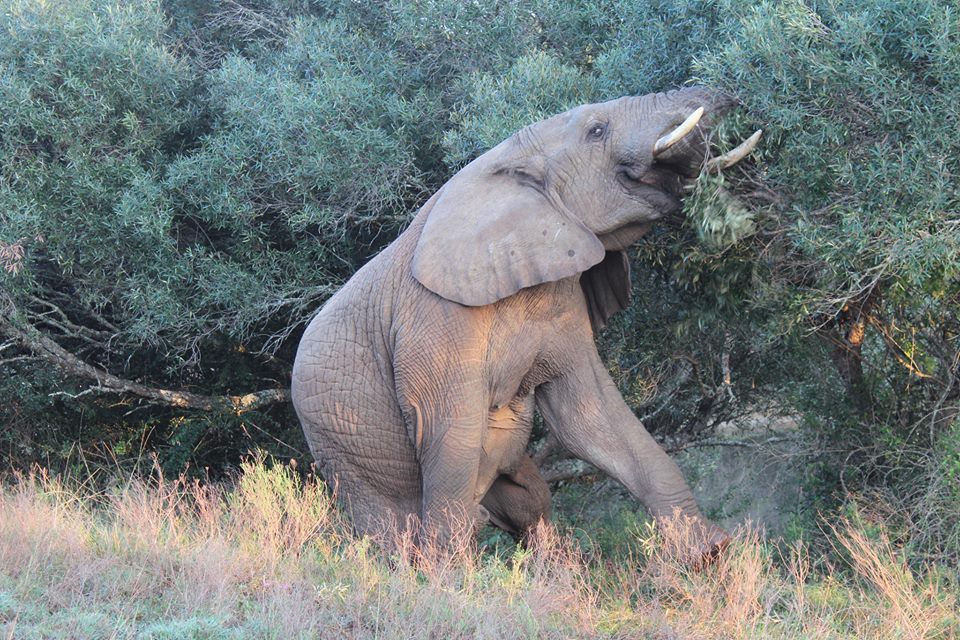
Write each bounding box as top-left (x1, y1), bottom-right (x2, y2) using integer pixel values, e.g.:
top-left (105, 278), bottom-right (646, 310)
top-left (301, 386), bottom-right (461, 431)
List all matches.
top-left (0, 459), bottom-right (956, 639)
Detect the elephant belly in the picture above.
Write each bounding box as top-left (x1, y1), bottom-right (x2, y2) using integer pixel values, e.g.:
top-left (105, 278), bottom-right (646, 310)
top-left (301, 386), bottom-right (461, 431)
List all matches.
top-left (475, 394), bottom-right (535, 501)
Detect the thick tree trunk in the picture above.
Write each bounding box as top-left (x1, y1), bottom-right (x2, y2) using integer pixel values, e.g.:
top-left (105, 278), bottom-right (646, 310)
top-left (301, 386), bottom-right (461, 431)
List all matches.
top-left (826, 290), bottom-right (879, 414)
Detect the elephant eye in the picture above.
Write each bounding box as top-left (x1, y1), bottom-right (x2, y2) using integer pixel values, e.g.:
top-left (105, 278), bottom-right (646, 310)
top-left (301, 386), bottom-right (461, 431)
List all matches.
top-left (588, 123), bottom-right (607, 140)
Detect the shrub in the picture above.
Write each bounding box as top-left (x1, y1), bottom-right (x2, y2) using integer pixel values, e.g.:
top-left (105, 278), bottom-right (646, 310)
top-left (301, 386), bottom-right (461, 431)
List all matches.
top-left (1, 2), bottom-right (958, 576)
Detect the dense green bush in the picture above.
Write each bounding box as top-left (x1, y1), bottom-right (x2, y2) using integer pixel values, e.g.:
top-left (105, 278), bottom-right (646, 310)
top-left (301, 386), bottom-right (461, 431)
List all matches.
top-left (1, 0), bottom-right (958, 562)
top-left (698, 0), bottom-right (960, 561)
top-left (699, 0), bottom-right (959, 463)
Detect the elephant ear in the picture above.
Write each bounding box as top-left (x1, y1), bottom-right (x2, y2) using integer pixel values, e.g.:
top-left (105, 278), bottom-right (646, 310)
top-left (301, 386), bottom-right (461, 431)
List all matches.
top-left (412, 157), bottom-right (605, 307)
top-left (580, 250), bottom-right (631, 333)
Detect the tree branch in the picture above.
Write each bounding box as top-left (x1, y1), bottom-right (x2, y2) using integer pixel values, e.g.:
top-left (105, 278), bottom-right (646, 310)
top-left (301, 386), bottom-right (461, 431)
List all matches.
top-left (531, 431), bottom-right (562, 466)
top-left (0, 354), bottom-right (40, 366)
top-left (664, 436), bottom-right (798, 453)
top-left (540, 436), bottom-right (799, 484)
top-left (542, 465), bottom-right (601, 484)
top-left (866, 315), bottom-right (932, 379)
top-left (27, 294), bottom-right (114, 341)
top-left (0, 299), bottom-right (289, 414)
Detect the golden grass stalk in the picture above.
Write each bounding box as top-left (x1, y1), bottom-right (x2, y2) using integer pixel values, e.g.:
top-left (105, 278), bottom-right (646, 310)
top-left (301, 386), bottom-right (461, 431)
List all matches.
top-left (0, 459), bottom-right (957, 639)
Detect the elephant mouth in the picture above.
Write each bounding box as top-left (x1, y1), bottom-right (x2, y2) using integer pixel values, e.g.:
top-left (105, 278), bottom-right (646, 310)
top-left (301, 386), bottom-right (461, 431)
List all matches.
top-left (616, 162), bottom-right (689, 216)
top-left (616, 109), bottom-right (763, 220)
top-left (605, 108), bottom-right (762, 242)
top-left (598, 220), bottom-right (657, 250)
top-left (596, 170), bottom-right (687, 250)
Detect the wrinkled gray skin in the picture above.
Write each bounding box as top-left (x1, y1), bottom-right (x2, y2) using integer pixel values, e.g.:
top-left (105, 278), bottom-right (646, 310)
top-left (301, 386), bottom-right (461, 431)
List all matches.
top-left (293, 87), bottom-right (734, 557)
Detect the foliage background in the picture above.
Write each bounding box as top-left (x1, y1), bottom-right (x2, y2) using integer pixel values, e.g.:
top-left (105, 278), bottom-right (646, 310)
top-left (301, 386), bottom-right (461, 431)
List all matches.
top-left (1, 0), bottom-right (958, 565)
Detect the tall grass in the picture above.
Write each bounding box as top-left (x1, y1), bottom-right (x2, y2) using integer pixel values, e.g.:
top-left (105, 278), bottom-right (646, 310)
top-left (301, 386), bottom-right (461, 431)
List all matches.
top-left (1, 460), bottom-right (956, 639)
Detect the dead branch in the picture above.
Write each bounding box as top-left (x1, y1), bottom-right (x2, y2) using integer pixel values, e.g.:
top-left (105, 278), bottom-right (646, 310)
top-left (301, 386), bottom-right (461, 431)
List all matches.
top-left (542, 465), bottom-right (602, 484)
top-left (665, 436), bottom-right (798, 453)
top-left (209, 0), bottom-right (287, 42)
top-left (27, 294), bottom-right (114, 341)
top-left (0, 354), bottom-right (40, 366)
top-left (541, 436), bottom-right (799, 484)
top-left (0, 299), bottom-right (289, 414)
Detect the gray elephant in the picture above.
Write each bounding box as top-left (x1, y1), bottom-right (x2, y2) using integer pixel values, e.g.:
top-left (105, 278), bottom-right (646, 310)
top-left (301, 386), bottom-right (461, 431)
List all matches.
top-left (292, 87), bottom-right (760, 558)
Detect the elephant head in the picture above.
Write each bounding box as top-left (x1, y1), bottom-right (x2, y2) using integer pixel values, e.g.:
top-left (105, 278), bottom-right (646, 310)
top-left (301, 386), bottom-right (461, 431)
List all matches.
top-left (412, 87), bottom-right (760, 316)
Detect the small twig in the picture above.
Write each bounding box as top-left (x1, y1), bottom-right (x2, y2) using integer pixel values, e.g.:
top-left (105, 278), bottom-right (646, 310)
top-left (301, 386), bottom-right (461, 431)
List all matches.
top-left (238, 418), bottom-right (306, 457)
top-left (665, 436), bottom-right (798, 454)
top-left (542, 436), bottom-right (800, 484)
top-left (48, 387), bottom-right (101, 400)
top-left (721, 332), bottom-right (735, 402)
top-left (0, 355), bottom-right (38, 366)
top-left (543, 464), bottom-right (601, 484)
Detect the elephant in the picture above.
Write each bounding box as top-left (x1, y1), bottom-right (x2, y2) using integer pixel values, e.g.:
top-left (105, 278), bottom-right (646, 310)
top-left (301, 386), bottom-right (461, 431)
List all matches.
top-left (291, 86), bottom-right (761, 559)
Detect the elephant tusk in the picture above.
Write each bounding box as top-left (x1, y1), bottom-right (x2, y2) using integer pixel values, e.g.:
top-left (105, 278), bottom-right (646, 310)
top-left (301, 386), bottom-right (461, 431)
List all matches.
top-left (653, 107), bottom-right (704, 156)
top-left (707, 129), bottom-right (763, 170)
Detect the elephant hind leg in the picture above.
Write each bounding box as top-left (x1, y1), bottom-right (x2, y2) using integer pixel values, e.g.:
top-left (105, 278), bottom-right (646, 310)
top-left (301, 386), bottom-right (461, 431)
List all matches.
top-left (481, 454), bottom-right (552, 540)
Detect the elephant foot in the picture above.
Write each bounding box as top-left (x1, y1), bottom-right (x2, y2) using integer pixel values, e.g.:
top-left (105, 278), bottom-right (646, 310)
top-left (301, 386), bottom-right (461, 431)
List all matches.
top-left (480, 457), bottom-right (553, 543)
top-left (690, 520), bottom-right (732, 570)
top-left (655, 512), bottom-right (731, 569)
top-left (416, 503), bottom-right (491, 552)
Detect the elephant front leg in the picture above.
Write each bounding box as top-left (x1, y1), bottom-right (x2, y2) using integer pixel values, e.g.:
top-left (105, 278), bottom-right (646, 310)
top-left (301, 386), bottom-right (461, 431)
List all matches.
top-left (535, 344), bottom-right (730, 562)
top-left (393, 305), bottom-right (503, 549)
top-left (397, 376), bottom-right (491, 548)
top-left (416, 417), bottom-right (491, 547)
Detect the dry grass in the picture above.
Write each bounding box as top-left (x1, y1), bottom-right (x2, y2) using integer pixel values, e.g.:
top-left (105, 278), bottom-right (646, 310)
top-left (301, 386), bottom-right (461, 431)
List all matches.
top-left (0, 460), bottom-right (957, 639)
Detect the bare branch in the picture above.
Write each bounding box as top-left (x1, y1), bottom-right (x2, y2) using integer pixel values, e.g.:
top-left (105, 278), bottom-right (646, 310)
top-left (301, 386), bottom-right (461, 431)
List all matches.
top-left (209, 0), bottom-right (287, 43)
top-left (665, 436), bottom-right (798, 453)
top-left (0, 354), bottom-right (40, 366)
top-left (0, 297), bottom-right (289, 414)
top-left (543, 465), bottom-right (601, 484)
top-left (27, 295), bottom-right (113, 339)
top-left (540, 436), bottom-right (799, 484)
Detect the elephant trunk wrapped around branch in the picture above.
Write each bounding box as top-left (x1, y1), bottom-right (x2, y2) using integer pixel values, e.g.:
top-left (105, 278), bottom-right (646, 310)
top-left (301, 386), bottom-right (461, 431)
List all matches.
top-left (292, 87), bottom-right (760, 561)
